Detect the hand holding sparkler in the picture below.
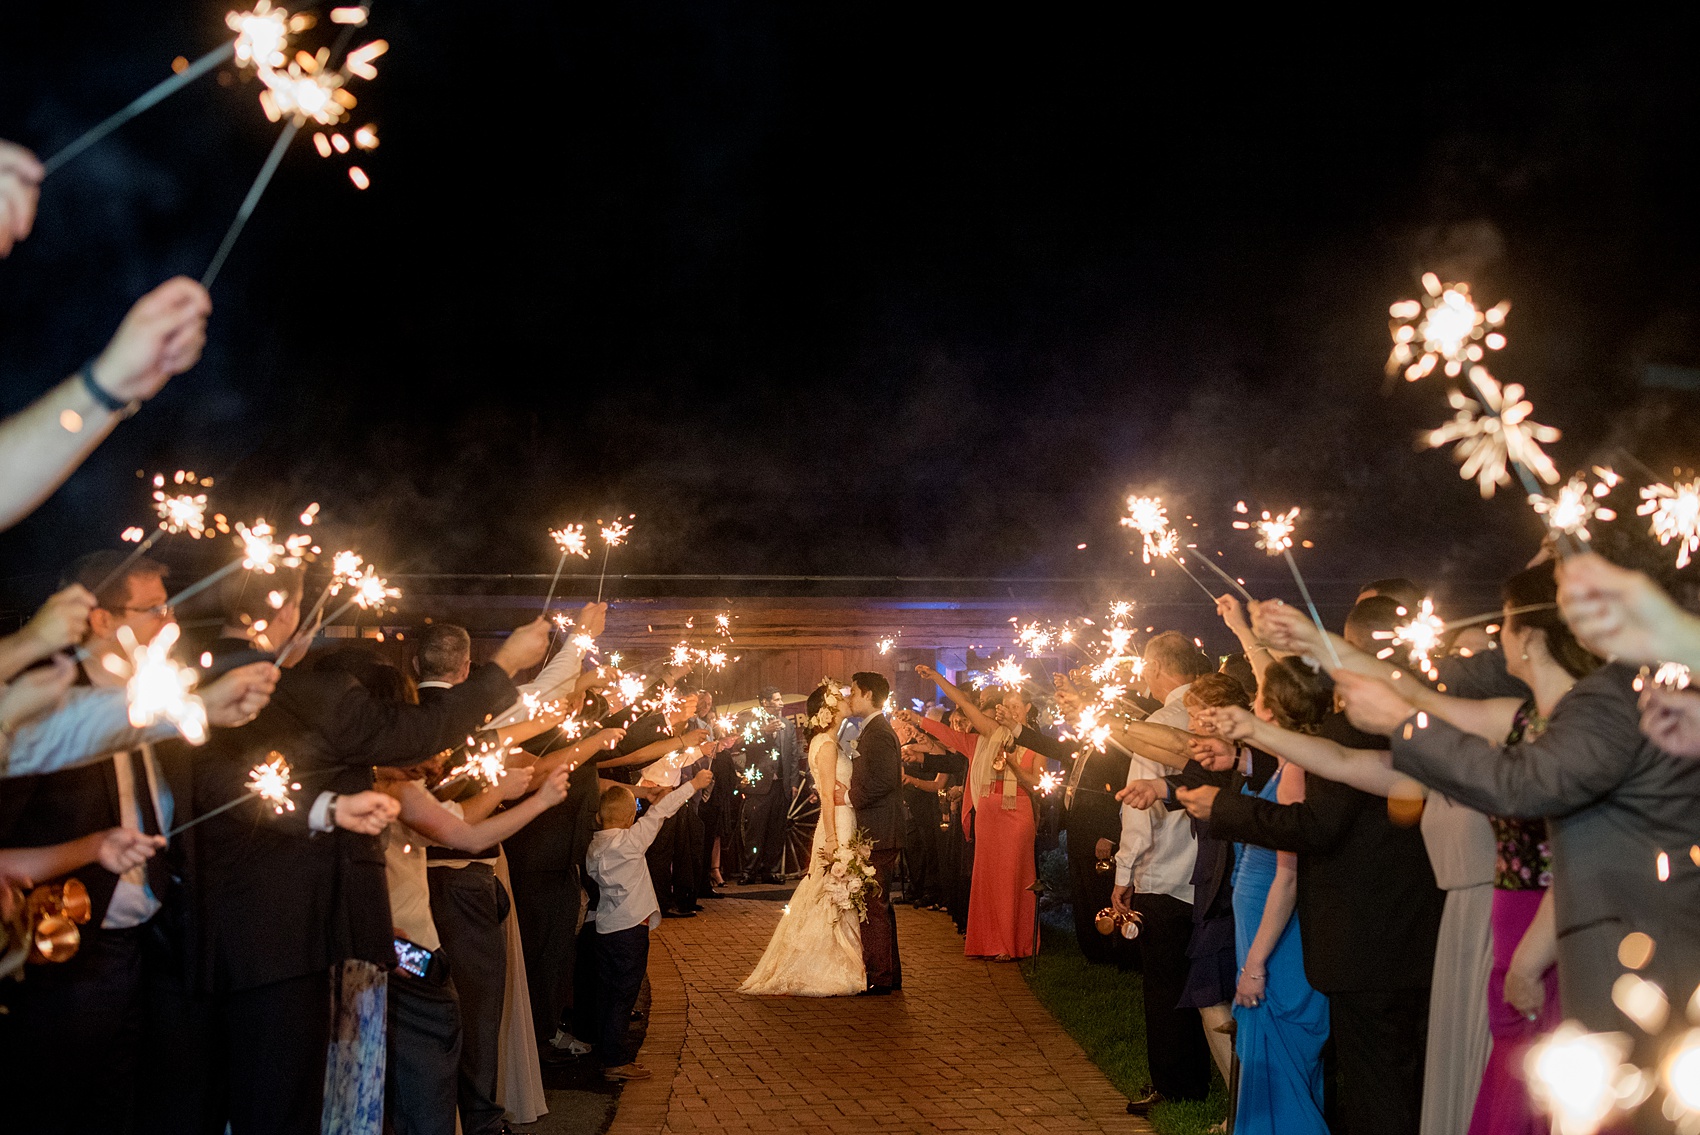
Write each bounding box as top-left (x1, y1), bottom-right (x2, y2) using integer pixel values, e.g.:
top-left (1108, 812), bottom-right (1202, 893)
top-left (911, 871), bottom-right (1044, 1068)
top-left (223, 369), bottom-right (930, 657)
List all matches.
top-left (1188, 734), bottom-right (1242, 773)
top-left (1248, 600), bottom-right (1327, 660)
top-left (1173, 784), bottom-right (1218, 822)
top-left (489, 619), bottom-right (552, 678)
top-left (0, 140), bottom-right (42, 258)
top-left (1637, 688), bottom-right (1700, 758)
top-left (329, 790), bottom-right (398, 835)
top-left (7, 585), bottom-right (96, 679)
top-left (496, 765), bottom-right (537, 801)
top-left (1557, 553), bottom-right (1700, 668)
top-left (91, 278), bottom-right (212, 405)
top-left (1115, 779), bottom-right (1165, 810)
top-left (1333, 671), bottom-right (1417, 737)
top-left (0, 656), bottom-right (78, 735)
top-left (199, 661), bottom-right (280, 728)
top-left (1193, 704), bottom-right (1258, 743)
top-left (94, 828), bottom-right (166, 875)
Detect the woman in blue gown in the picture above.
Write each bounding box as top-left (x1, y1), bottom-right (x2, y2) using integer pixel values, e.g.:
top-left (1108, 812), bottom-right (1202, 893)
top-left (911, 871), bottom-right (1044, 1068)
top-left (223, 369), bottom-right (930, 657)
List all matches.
top-left (1227, 658), bottom-right (1330, 1135)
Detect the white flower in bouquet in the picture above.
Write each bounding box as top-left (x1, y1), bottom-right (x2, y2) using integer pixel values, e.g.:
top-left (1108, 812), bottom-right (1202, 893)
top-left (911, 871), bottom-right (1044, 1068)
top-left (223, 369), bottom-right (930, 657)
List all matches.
top-left (831, 860), bottom-right (848, 878)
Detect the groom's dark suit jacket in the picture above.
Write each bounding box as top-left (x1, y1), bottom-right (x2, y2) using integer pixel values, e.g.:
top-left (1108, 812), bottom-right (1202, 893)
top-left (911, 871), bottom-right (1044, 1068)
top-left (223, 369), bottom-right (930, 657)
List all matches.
top-left (848, 713), bottom-right (904, 851)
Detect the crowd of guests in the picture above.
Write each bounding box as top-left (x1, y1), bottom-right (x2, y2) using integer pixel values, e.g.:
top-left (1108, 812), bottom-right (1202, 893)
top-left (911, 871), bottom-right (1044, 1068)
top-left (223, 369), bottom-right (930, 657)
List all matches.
top-left (5, 129), bottom-right (1700, 1135)
top-left (887, 545), bottom-right (1700, 1135)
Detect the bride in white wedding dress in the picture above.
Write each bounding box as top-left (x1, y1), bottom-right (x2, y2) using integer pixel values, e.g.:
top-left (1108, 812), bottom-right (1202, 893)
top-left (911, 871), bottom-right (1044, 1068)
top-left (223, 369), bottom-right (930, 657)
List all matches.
top-left (739, 680), bottom-right (867, 997)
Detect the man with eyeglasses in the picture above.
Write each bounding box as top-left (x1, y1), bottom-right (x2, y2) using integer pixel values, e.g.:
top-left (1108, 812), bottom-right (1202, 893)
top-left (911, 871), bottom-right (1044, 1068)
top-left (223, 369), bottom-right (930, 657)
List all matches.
top-left (0, 550), bottom-right (215, 1131)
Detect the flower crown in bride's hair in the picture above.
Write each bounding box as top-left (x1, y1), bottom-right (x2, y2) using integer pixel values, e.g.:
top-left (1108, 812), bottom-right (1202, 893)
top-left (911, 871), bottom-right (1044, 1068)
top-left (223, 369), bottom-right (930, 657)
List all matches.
top-left (809, 679), bottom-right (846, 731)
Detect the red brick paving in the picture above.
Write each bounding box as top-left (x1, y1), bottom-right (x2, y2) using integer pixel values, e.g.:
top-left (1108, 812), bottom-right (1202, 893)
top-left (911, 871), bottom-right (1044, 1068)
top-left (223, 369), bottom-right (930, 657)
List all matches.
top-left (606, 897), bottom-right (1152, 1135)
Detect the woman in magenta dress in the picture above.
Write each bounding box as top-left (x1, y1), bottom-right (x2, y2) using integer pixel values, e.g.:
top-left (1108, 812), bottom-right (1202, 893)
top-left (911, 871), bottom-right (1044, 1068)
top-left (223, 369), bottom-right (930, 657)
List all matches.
top-left (902, 665), bottom-right (1049, 960)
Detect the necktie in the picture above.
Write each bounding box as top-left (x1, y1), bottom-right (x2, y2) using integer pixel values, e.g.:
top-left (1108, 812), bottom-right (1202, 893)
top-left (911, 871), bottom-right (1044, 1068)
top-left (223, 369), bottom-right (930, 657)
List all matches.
top-left (1064, 744), bottom-right (1090, 810)
top-left (124, 750), bottom-right (170, 897)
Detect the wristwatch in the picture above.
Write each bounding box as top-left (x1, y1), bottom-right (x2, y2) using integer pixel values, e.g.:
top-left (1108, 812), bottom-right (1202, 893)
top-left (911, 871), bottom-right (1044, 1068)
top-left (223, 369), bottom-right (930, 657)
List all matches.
top-left (325, 793), bottom-right (341, 830)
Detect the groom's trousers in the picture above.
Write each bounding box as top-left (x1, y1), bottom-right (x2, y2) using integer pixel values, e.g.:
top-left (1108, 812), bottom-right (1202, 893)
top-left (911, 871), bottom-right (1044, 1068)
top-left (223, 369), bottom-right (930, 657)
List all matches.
top-left (861, 847), bottom-right (902, 989)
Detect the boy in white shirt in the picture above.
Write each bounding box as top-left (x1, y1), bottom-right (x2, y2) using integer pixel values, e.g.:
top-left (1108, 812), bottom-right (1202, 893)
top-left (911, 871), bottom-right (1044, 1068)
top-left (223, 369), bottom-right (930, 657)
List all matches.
top-left (585, 768), bottom-right (712, 1080)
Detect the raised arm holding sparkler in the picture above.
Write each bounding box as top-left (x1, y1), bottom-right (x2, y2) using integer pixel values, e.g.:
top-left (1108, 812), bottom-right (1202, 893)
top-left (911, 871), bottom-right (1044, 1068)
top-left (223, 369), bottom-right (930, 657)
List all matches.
top-left (0, 278), bottom-right (209, 534)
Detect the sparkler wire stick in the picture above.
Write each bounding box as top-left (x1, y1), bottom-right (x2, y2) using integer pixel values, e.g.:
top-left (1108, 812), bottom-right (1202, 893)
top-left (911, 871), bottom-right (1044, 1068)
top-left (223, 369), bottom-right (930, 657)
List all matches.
top-left (595, 545), bottom-right (612, 604)
top-left (1441, 602), bottom-right (1557, 633)
top-left (1165, 555), bottom-right (1224, 603)
top-left (201, 118), bottom-right (300, 288)
top-left (164, 558), bottom-right (246, 609)
top-left (42, 42), bottom-right (237, 178)
top-left (163, 789), bottom-right (259, 837)
top-left (91, 530), bottom-right (169, 595)
top-left (1281, 550), bottom-right (1342, 670)
top-left (541, 551), bottom-right (570, 616)
top-left (1182, 553), bottom-right (1255, 603)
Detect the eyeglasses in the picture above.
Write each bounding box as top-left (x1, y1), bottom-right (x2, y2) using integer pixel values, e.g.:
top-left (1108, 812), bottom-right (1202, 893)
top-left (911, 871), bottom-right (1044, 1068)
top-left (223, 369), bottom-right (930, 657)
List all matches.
top-left (103, 604), bottom-right (174, 619)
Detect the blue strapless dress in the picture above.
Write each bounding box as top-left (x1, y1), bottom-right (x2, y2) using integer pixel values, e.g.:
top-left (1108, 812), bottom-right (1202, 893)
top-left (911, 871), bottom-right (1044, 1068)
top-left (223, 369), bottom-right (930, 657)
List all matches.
top-left (1230, 768), bottom-right (1330, 1135)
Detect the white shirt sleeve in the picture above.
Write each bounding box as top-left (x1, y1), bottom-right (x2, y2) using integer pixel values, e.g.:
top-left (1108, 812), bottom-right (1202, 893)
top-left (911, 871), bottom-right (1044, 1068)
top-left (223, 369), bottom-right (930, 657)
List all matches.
top-left (626, 779), bottom-right (701, 850)
top-left (1113, 755), bottom-right (1153, 887)
top-left (488, 642), bottom-right (585, 728)
top-left (308, 791), bottom-right (338, 833)
top-left (1, 687), bottom-right (177, 778)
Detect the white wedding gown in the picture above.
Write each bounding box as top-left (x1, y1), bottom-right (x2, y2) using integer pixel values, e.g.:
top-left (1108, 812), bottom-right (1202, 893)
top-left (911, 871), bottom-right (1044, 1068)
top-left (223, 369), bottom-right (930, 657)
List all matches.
top-left (738, 733), bottom-right (867, 997)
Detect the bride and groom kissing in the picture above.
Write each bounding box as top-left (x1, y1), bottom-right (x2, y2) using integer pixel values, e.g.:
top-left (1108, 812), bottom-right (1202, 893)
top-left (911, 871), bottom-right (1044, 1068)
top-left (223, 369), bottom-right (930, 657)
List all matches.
top-left (739, 672), bottom-right (904, 997)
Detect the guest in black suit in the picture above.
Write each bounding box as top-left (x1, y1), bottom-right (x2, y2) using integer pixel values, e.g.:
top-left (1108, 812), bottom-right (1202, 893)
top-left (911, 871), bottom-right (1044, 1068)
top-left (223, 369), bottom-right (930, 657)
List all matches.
top-left (137, 568), bottom-right (546, 1135)
top-left (847, 672), bottom-right (903, 992)
top-left (1181, 619), bottom-right (1444, 1135)
top-left (0, 551), bottom-right (268, 1134)
top-left (739, 687), bottom-right (798, 884)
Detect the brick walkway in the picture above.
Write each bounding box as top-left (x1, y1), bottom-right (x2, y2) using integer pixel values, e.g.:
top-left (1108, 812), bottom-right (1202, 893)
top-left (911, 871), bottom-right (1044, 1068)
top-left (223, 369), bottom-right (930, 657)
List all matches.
top-left (606, 897), bottom-right (1152, 1135)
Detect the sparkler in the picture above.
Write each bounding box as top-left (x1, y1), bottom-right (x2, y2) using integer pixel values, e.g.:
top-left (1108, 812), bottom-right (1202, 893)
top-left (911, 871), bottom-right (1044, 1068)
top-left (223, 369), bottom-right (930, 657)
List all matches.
top-left (93, 471), bottom-right (215, 594)
top-left (1120, 493), bottom-right (1239, 601)
top-left (164, 517), bottom-right (298, 610)
top-left (1637, 479), bottom-right (1700, 569)
top-left (447, 739), bottom-right (512, 790)
top-left (164, 752), bottom-right (303, 837)
top-left (100, 623), bottom-right (209, 744)
top-left (1632, 663), bottom-right (1692, 693)
top-left (540, 524), bottom-right (590, 616)
top-left (595, 517), bottom-right (634, 603)
top-left (1236, 506), bottom-right (1340, 668)
top-left (1374, 598), bottom-right (1446, 680)
top-left (1386, 274), bottom-right (1509, 382)
top-left (203, 12), bottom-right (389, 288)
top-left (1425, 368), bottom-right (1562, 500)
top-left (1530, 471), bottom-right (1618, 546)
top-left (1037, 770), bottom-right (1062, 794)
top-left (1524, 1023), bottom-right (1648, 1135)
top-left (991, 658), bottom-right (1029, 690)
top-left (42, 41), bottom-right (241, 178)
top-left (877, 636), bottom-right (897, 656)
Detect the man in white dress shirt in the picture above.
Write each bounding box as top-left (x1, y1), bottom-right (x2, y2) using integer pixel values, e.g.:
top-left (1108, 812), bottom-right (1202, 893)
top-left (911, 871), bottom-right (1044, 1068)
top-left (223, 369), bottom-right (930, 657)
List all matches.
top-left (1111, 631), bottom-right (1214, 1114)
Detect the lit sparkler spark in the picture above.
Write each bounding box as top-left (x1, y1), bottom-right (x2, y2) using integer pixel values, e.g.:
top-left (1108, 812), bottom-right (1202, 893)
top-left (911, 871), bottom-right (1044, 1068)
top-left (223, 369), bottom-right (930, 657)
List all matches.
top-left (551, 525), bottom-right (590, 559)
top-left (1663, 1029), bottom-right (1700, 1130)
top-left (1105, 626), bottom-right (1134, 657)
top-left (705, 649), bottom-right (728, 670)
top-left (1525, 1023), bottom-right (1647, 1135)
top-left (1109, 601), bottom-right (1134, 621)
top-left (550, 611), bottom-right (573, 633)
top-left (600, 519), bottom-right (633, 548)
top-left (1120, 496), bottom-right (1176, 563)
top-left (151, 472), bottom-right (210, 537)
top-left (991, 658), bottom-right (1029, 689)
top-left (876, 636), bottom-right (896, 655)
top-left (671, 643), bottom-right (692, 668)
top-left (328, 550), bottom-right (364, 592)
top-left (246, 752), bottom-right (301, 814)
top-left (258, 51), bottom-right (359, 127)
top-left (742, 766), bottom-right (764, 785)
top-left (227, 2), bottom-right (309, 71)
top-left (1531, 473), bottom-right (1617, 543)
top-left (449, 740), bottom-right (510, 789)
top-left (122, 527), bottom-right (146, 542)
top-left (1425, 371), bottom-right (1561, 498)
top-left (616, 674), bottom-right (647, 705)
top-left (102, 623), bottom-right (209, 744)
top-left (607, 651), bottom-right (622, 667)
top-left (347, 566), bottom-right (399, 612)
top-left (570, 633), bottom-right (596, 653)
top-left (1637, 479), bottom-right (1700, 569)
top-left (1234, 507), bottom-right (1300, 555)
top-left (1038, 771), bottom-right (1062, 794)
top-left (1633, 663), bottom-right (1693, 693)
top-left (715, 713), bottom-right (736, 733)
top-left (715, 613), bottom-right (731, 635)
top-left (235, 519), bottom-right (286, 572)
top-left (1386, 274), bottom-right (1509, 382)
top-left (1374, 598), bottom-right (1446, 680)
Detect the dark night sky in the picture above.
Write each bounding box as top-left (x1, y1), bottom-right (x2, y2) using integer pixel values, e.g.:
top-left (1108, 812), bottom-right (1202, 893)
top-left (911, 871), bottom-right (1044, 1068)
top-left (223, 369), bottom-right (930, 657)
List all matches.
top-left (2, 6), bottom-right (1699, 621)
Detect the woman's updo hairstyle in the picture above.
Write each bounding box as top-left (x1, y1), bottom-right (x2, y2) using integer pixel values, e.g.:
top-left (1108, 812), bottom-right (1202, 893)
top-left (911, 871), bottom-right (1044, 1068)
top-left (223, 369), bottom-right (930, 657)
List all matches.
top-left (1503, 561), bottom-right (1601, 681)
top-left (1261, 656), bottom-right (1333, 735)
top-left (804, 679), bottom-right (845, 742)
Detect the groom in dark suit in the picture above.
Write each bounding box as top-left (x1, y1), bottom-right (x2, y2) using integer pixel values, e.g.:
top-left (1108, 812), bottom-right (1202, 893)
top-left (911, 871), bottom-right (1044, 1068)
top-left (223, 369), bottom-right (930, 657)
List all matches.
top-left (847, 672), bottom-right (903, 993)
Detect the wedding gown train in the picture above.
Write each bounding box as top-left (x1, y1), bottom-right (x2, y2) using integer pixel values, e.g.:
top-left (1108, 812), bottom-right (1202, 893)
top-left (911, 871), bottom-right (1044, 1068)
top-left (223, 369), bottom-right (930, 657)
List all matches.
top-left (739, 733), bottom-right (866, 997)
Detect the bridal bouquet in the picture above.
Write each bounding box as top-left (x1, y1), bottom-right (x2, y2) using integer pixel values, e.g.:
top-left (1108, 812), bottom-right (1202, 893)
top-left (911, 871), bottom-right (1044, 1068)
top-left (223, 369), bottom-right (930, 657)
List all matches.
top-left (819, 828), bottom-right (879, 924)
